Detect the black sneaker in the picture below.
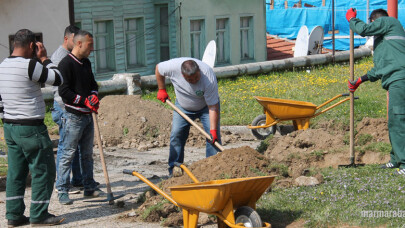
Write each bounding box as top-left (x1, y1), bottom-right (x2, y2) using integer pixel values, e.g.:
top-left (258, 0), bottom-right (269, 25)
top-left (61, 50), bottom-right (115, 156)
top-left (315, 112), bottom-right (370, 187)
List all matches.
top-left (7, 215), bottom-right (29, 227)
top-left (381, 162), bottom-right (397, 169)
top-left (31, 214), bottom-right (65, 227)
top-left (83, 188), bottom-right (103, 198)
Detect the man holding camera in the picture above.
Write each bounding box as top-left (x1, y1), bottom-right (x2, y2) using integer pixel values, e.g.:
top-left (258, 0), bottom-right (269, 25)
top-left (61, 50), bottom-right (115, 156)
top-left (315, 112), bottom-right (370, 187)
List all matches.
top-left (0, 29), bottom-right (65, 226)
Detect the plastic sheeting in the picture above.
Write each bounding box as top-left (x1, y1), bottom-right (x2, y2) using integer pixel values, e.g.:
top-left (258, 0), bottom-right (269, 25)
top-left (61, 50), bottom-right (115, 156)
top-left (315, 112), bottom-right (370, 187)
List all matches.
top-left (266, 0), bottom-right (405, 50)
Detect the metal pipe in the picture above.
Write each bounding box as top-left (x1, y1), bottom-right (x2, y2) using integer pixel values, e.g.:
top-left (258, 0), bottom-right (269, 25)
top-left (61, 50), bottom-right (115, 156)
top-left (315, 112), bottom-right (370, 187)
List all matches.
top-left (388, 0), bottom-right (398, 19)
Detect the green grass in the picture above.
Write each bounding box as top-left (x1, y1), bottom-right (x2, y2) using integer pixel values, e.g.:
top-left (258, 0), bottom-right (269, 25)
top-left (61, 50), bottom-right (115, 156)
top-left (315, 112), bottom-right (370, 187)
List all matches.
top-left (257, 165), bottom-right (405, 227)
top-left (142, 57), bottom-right (386, 126)
top-left (0, 157), bottom-right (7, 176)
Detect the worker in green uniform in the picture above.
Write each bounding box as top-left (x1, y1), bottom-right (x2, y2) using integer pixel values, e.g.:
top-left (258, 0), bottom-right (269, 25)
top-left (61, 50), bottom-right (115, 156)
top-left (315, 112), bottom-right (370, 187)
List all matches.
top-left (346, 8), bottom-right (405, 175)
top-left (0, 29), bottom-right (65, 226)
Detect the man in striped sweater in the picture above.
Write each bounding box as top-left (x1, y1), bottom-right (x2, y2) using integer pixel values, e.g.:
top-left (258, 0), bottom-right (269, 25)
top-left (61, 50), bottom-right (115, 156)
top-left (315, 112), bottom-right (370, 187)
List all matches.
top-left (0, 29), bottom-right (65, 226)
top-left (56, 30), bottom-right (100, 205)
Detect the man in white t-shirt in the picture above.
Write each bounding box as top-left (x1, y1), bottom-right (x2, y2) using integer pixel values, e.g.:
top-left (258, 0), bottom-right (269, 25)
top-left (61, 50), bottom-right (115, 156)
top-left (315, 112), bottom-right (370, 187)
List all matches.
top-left (155, 57), bottom-right (221, 175)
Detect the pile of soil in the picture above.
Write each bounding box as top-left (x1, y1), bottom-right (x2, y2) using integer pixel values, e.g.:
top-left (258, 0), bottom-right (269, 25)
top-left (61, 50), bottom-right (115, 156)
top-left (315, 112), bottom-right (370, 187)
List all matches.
top-left (96, 95), bottom-right (240, 150)
top-left (265, 117), bottom-right (389, 180)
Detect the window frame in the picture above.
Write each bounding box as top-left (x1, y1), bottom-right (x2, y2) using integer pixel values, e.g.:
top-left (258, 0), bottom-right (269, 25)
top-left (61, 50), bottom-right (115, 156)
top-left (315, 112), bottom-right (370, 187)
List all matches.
top-left (215, 17), bottom-right (230, 65)
top-left (189, 18), bottom-right (205, 59)
top-left (124, 17), bottom-right (146, 69)
top-left (93, 19), bottom-right (116, 73)
top-left (240, 15), bottom-right (255, 61)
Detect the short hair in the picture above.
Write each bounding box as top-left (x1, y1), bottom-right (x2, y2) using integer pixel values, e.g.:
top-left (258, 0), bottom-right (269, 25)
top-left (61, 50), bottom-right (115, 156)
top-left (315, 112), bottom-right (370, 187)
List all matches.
top-left (13, 29), bottom-right (36, 48)
top-left (181, 60), bottom-right (200, 76)
top-left (73, 30), bottom-right (93, 43)
top-left (370, 9), bottom-right (388, 21)
top-left (64, 25), bottom-right (80, 37)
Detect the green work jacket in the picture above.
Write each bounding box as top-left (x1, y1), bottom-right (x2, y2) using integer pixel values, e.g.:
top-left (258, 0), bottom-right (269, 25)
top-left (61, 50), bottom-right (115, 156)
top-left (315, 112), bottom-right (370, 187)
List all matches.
top-left (350, 17), bottom-right (405, 90)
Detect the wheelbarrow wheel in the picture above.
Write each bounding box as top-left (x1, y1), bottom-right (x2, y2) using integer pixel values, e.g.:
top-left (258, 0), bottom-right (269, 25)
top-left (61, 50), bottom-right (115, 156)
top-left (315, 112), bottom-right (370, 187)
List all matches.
top-left (234, 206), bottom-right (263, 228)
top-left (251, 114), bottom-right (276, 140)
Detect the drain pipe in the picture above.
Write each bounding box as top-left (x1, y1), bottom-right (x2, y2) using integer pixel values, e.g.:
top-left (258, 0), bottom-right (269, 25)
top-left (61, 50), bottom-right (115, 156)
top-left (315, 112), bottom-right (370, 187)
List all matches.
top-left (141, 47), bottom-right (372, 88)
top-left (41, 73), bottom-right (141, 102)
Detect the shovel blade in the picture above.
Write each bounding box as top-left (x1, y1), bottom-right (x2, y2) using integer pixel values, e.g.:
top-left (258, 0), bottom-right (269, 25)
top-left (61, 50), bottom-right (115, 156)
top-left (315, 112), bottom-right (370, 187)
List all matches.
top-left (83, 193), bottom-right (125, 204)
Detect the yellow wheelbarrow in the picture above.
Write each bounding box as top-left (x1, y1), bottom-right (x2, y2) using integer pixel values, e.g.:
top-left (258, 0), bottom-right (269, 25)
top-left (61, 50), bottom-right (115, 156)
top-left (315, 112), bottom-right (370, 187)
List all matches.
top-left (248, 93), bottom-right (357, 139)
top-left (124, 163), bottom-right (276, 228)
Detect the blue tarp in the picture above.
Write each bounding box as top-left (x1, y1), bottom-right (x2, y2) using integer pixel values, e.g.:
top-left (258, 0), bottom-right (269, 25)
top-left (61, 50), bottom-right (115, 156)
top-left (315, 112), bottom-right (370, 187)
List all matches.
top-left (266, 0), bottom-right (405, 50)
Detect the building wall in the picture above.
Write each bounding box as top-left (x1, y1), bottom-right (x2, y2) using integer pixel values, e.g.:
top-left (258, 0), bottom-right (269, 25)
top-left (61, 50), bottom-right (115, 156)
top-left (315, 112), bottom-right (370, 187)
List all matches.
top-left (0, 0), bottom-right (69, 61)
top-left (174, 0), bottom-right (267, 65)
top-left (74, 0), bottom-right (177, 80)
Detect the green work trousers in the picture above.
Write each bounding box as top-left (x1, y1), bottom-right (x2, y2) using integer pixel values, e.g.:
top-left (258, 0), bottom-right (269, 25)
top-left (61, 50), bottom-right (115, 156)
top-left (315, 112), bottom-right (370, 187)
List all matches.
top-left (388, 79), bottom-right (405, 169)
top-left (4, 123), bottom-right (56, 222)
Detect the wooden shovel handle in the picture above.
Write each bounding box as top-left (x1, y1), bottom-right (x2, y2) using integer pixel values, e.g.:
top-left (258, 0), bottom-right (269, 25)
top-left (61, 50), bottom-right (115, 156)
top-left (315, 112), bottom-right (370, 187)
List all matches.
top-left (166, 100), bottom-right (224, 152)
top-left (349, 29), bottom-right (355, 164)
top-left (92, 112), bottom-right (113, 196)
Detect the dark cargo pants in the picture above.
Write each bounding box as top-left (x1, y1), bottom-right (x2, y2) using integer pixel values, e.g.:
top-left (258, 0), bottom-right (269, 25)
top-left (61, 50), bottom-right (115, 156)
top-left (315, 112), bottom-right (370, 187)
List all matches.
top-left (4, 123), bottom-right (55, 222)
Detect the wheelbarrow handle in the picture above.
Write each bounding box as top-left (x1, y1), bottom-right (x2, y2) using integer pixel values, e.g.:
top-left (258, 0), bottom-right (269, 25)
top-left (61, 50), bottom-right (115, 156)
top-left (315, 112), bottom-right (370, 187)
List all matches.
top-left (173, 163), bottom-right (200, 183)
top-left (123, 169), bottom-right (133, 175)
top-left (342, 93), bottom-right (359, 99)
top-left (122, 169), bottom-right (179, 207)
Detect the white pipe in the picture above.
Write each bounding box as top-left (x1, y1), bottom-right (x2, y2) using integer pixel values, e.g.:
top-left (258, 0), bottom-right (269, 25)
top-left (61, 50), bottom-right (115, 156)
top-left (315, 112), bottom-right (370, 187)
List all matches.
top-left (41, 73), bottom-right (141, 102)
top-left (141, 47), bottom-right (372, 88)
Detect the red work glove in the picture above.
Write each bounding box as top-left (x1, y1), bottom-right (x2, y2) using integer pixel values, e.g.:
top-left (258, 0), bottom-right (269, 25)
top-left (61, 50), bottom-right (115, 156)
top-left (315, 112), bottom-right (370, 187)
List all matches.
top-left (348, 77), bottom-right (363, 92)
top-left (87, 94), bottom-right (99, 106)
top-left (209, 129), bottom-right (218, 144)
top-left (157, 89), bottom-right (170, 103)
top-left (346, 8), bottom-right (357, 22)
top-left (84, 97), bottom-right (99, 113)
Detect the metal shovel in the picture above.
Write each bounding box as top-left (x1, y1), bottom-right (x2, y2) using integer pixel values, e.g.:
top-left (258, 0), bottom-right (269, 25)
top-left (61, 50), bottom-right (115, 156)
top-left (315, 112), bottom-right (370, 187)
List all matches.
top-left (84, 112), bottom-right (125, 204)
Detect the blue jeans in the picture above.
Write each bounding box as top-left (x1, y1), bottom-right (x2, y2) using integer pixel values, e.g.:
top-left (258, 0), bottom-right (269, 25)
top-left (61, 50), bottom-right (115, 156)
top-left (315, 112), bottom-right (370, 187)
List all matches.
top-left (168, 101), bottom-right (221, 174)
top-left (55, 112), bottom-right (97, 193)
top-left (52, 101), bottom-right (82, 186)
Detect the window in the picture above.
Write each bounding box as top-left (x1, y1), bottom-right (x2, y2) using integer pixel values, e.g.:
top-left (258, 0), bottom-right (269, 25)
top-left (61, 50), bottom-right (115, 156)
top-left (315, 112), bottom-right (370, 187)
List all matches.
top-left (155, 5), bottom-right (170, 62)
top-left (8, 33), bottom-right (43, 55)
top-left (74, 22), bottom-right (82, 29)
top-left (240, 16), bottom-right (254, 60)
top-left (190, 19), bottom-right (205, 59)
top-left (125, 18), bottom-right (145, 68)
top-left (94, 20), bottom-right (115, 73)
top-left (216, 18), bottom-right (230, 64)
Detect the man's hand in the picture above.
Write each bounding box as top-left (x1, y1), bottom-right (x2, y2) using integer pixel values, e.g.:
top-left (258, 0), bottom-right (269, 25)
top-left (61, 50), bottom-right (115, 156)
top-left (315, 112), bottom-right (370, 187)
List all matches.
top-left (35, 42), bottom-right (48, 63)
top-left (84, 97), bottom-right (99, 113)
top-left (157, 89), bottom-right (169, 103)
top-left (87, 94), bottom-right (99, 106)
top-left (346, 8), bottom-right (357, 22)
top-left (209, 129), bottom-right (218, 144)
top-left (348, 77), bottom-right (363, 92)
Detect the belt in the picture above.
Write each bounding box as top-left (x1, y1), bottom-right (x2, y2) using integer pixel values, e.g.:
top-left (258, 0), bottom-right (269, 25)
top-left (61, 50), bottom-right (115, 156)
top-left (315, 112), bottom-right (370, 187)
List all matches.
top-left (3, 119), bottom-right (44, 126)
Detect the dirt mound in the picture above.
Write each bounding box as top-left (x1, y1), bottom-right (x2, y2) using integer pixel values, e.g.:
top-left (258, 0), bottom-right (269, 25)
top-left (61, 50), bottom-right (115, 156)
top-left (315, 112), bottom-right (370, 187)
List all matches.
top-left (356, 117), bottom-right (389, 142)
top-left (97, 95), bottom-right (238, 150)
top-left (162, 146), bottom-right (274, 190)
top-left (265, 118), bottom-right (390, 179)
top-left (97, 95), bottom-right (172, 149)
